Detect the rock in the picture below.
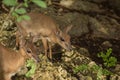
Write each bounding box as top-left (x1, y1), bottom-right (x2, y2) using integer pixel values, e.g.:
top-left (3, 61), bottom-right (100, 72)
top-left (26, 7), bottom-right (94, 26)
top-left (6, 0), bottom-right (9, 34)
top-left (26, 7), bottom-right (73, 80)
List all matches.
top-left (60, 0), bottom-right (102, 13)
top-left (55, 13), bottom-right (89, 37)
top-left (88, 61), bottom-right (96, 68)
top-left (85, 76), bottom-right (93, 80)
top-left (114, 64), bottom-right (120, 75)
top-left (89, 16), bottom-right (120, 39)
top-left (60, 0), bottom-right (74, 8)
top-left (38, 0), bottom-right (120, 39)
top-left (110, 74), bottom-right (120, 80)
top-left (101, 41), bottom-right (112, 48)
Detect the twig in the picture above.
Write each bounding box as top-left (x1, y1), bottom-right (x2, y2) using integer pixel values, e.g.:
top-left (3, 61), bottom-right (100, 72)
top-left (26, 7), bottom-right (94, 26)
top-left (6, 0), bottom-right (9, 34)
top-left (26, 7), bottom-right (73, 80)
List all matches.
top-left (2, 4), bottom-right (9, 12)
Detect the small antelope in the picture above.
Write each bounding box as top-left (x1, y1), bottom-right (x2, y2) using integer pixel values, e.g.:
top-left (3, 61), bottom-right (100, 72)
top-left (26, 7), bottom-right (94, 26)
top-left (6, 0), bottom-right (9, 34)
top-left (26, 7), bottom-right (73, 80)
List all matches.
top-left (16, 12), bottom-right (72, 59)
top-left (0, 39), bottom-right (40, 80)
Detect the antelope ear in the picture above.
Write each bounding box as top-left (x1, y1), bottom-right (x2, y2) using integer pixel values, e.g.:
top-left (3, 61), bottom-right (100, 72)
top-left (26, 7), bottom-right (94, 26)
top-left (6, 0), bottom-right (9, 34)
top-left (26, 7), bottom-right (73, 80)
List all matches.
top-left (56, 30), bottom-right (62, 37)
top-left (19, 41), bottom-right (23, 48)
top-left (19, 38), bottom-right (26, 48)
top-left (64, 24), bottom-right (73, 34)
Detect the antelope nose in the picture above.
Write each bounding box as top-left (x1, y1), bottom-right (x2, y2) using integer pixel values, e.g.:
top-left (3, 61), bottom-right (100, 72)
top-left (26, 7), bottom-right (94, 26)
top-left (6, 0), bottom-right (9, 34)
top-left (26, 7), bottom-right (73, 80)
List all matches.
top-left (34, 56), bottom-right (40, 63)
top-left (68, 46), bottom-right (72, 51)
top-left (66, 45), bottom-right (72, 52)
top-left (36, 57), bottom-right (40, 63)
top-left (69, 46), bottom-right (72, 51)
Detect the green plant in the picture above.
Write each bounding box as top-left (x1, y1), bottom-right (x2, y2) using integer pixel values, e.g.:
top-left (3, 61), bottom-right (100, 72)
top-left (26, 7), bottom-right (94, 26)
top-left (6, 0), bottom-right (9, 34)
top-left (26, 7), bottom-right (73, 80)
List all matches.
top-left (2, 0), bottom-right (47, 8)
top-left (74, 64), bottom-right (88, 73)
top-left (91, 65), bottom-right (112, 80)
top-left (1, 0), bottom-right (47, 33)
top-left (25, 59), bottom-right (37, 77)
top-left (2, 0), bottom-right (47, 22)
top-left (97, 48), bottom-right (117, 68)
top-left (73, 64), bottom-right (112, 80)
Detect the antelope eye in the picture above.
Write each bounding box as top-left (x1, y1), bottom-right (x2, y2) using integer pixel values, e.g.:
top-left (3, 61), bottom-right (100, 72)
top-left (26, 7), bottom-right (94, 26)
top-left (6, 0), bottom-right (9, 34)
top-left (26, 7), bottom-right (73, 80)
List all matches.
top-left (27, 48), bottom-right (32, 53)
top-left (60, 37), bottom-right (65, 41)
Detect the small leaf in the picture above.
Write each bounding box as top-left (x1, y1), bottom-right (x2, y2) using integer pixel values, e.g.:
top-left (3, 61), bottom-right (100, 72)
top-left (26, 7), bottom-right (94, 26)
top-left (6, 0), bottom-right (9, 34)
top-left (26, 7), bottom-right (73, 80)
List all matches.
top-left (22, 15), bottom-right (31, 20)
top-left (25, 59), bottom-right (36, 77)
top-left (23, 2), bottom-right (28, 7)
top-left (102, 69), bottom-right (112, 75)
top-left (23, 0), bottom-right (29, 7)
top-left (12, 12), bottom-right (19, 18)
top-left (31, 0), bottom-right (47, 8)
top-left (107, 48), bottom-right (112, 54)
top-left (2, 0), bottom-right (17, 6)
top-left (74, 64), bottom-right (88, 73)
top-left (17, 16), bottom-right (23, 22)
top-left (15, 8), bottom-right (27, 14)
top-left (97, 68), bottom-right (103, 80)
top-left (92, 65), bottom-right (100, 71)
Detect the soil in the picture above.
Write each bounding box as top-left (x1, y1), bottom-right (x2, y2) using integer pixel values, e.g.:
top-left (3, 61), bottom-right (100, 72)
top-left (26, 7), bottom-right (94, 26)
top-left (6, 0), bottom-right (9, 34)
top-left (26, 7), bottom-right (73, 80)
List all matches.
top-left (72, 36), bottom-right (120, 64)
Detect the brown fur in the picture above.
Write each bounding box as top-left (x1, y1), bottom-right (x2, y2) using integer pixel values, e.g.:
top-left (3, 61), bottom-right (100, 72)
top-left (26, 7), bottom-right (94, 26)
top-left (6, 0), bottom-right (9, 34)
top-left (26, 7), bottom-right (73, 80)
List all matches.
top-left (16, 12), bottom-right (72, 59)
top-left (0, 39), bottom-right (39, 80)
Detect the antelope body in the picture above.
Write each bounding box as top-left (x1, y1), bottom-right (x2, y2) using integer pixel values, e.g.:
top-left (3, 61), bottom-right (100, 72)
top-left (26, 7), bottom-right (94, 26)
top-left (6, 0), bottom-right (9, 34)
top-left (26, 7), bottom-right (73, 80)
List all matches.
top-left (0, 39), bottom-right (39, 80)
top-left (16, 12), bottom-right (72, 59)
